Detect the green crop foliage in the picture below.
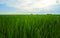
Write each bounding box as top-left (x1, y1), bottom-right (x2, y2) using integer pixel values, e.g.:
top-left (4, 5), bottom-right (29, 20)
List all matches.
top-left (0, 15), bottom-right (60, 38)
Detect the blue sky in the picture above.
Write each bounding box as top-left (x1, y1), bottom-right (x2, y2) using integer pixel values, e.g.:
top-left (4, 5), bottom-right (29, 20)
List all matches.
top-left (0, 4), bottom-right (18, 13)
top-left (0, 0), bottom-right (60, 14)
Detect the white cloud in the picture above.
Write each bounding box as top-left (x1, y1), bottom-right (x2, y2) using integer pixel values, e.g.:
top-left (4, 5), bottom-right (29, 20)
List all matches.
top-left (0, 0), bottom-right (60, 14)
top-left (0, 0), bottom-right (58, 8)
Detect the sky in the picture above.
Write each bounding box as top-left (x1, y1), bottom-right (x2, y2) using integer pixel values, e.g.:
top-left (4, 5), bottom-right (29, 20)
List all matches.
top-left (0, 0), bottom-right (60, 14)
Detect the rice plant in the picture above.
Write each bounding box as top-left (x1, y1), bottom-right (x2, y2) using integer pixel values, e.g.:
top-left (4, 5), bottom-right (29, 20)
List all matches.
top-left (0, 15), bottom-right (60, 38)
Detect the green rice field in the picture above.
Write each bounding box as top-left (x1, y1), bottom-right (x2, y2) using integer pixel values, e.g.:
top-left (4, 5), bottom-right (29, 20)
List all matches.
top-left (0, 15), bottom-right (60, 38)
